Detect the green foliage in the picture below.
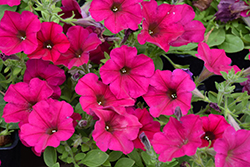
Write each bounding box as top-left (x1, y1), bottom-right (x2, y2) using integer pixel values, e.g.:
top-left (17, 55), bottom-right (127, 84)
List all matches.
top-left (108, 151), bottom-right (123, 162)
top-left (114, 158), bottom-right (135, 167)
top-left (218, 34), bottom-right (244, 53)
top-left (127, 149), bottom-right (144, 167)
top-left (44, 147), bottom-right (57, 167)
top-left (207, 28), bottom-right (225, 47)
top-left (0, 5), bottom-right (17, 20)
top-left (80, 149), bottom-right (109, 167)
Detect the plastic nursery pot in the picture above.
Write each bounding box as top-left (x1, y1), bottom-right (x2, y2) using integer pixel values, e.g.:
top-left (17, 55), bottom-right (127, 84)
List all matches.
top-left (0, 130), bottom-right (21, 167)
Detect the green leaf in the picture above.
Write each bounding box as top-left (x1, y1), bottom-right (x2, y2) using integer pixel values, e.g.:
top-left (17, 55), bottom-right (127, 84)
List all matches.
top-left (207, 28), bottom-right (225, 47)
top-left (108, 151), bottom-right (123, 162)
top-left (218, 34), bottom-right (244, 53)
top-left (152, 56), bottom-right (163, 70)
top-left (220, 71), bottom-right (228, 79)
top-left (81, 149), bottom-right (109, 167)
top-left (141, 151), bottom-right (151, 165)
top-left (103, 27), bottom-right (114, 36)
top-left (75, 153), bottom-right (86, 161)
top-left (81, 144), bottom-right (89, 152)
top-left (102, 160), bottom-right (111, 167)
top-left (0, 5), bottom-right (17, 20)
top-left (170, 43), bottom-right (198, 51)
top-left (114, 158), bottom-right (135, 167)
top-left (43, 147), bottom-right (57, 167)
top-left (52, 162), bottom-right (60, 167)
top-left (13, 67), bottom-right (22, 76)
top-left (127, 149), bottom-right (144, 167)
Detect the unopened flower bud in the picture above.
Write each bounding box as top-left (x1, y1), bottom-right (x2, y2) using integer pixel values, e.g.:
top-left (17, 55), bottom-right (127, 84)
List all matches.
top-left (139, 132), bottom-right (151, 151)
top-left (228, 114), bottom-right (241, 131)
top-left (174, 106), bottom-right (182, 121)
top-left (209, 102), bottom-right (221, 112)
top-left (78, 120), bottom-right (88, 128)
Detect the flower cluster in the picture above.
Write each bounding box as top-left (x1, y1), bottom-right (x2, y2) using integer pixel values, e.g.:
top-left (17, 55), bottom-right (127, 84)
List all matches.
top-left (1, 0), bottom-right (250, 166)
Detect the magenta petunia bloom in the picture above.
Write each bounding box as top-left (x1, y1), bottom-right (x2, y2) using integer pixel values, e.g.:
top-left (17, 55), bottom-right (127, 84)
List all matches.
top-left (196, 43), bottom-right (241, 75)
top-left (200, 114), bottom-right (230, 148)
top-left (55, 26), bottom-right (101, 69)
top-left (169, 4), bottom-right (205, 47)
top-left (70, 112), bottom-right (82, 127)
top-left (89, 0), bottom-right (143, 34)
top-left (23, 59), bottom-right (66, 99)
top-left (19, 99), bottom-right (75, 155)
top-left (0, 0), bottom-right (20, 6)
top-left (75, 73), bottom-right (135, 116)
top-left (214, 126), bottom-right (250, 167)
top-left (143, 69), bottom-right (196, 117)
top-left (126, 107), bottom-right (161, 151)
top-left (100, 45), bottom-right (155, 99)
top-left (152, 114), bottom-right (204, 162)
top-left (0, 11), bottom-right (41, 55)
top-left (2, 78), bottom-right (53, 125)
top-left (137, 0), bottom-right (184, 52)
top-left (92, 108), bottom-right (142, 154)
top-left (28, 22), bottom-right (70, 63)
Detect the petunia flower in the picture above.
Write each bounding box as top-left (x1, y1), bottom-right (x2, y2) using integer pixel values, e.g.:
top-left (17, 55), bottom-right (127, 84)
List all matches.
top-left (2, 78), bottom-right (53, 126)
top-left (137, 0), bottom-right (184, 52)
top-left (92, 108), bottom-right (142, 154)
top-left (126, 107), bottom-right (161, 151)
top-left (100, 45), bottom-right (155, 99)
top-left (70, 112), bottom-right (82, 127)
top-left (143, 69), bottom-right (196, 117)
top-left (19, 99), bottom-right (75, 155)
top-left (214, 126), bottom-right (250, 167)
top-left (0, 0), bottom-right (20, 6)
top-left (200, 114), bottom-right (230, 148)
top-left (169, 4), bottom-right (205, 47)
top-left (152, 114), bottom-right (204, 162)
top-left (196, 42), bottom-right (241, 75)
top-left (215, 0), bottom-right (249, 23)
top-left (89, 0), bottom-right (143, 34)
top-left (0, 11), bottom-right (41, 55)
top-left (89, 41), bottom-right (112, 64)
top-left (23, 59), bottom-right (66, 99)
top-left (55, 26), bottom-right (102, 69)
top-left (75, 73), bottom-right (135, 116)
top-left (28, 22), bottom-right (70, 63)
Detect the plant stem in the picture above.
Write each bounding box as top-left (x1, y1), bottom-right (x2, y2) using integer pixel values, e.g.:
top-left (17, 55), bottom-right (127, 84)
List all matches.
top-left (0, 90), bottom-right (5, 96)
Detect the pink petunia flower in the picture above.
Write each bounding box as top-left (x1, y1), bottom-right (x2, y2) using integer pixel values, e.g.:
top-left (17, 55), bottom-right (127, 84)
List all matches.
top-left (70, 112), bottom-right (82, 127)
top-left (214, 126), bottom-right (250, 167)
top-left (2, 78), bottom-right (53, 125)
top-left (19, 99), bottom-right (75, 155)
top-left (92, 108), bottom-right (142, 154)
top-left (89, 41), bottom-right (112, 64)
top-left (0, 11), bottom-right (41, 55)
top-left (55, 26), bottom-right (102, 69)
top-left (169, 4), bottom-right (205, 47)
top-left (196, 42), bottom-right (240, 75)
top-left (75, 73), bottom-right (135, 116)
top-left (23, 59), bottom-right (66, 99)
top-left (137, 0), bottom-right (184, 52)
top-left (0, 0), bottom-right (20, 6)
top-left (89, 0), bottom-right (143, 34)
top-left (126, 107), bottom-right (161, 151)
top-left (143, 69), bottom-right (196, 117)
top-left (100, 45), bottom-right (155, 99)
top-left (200, 114), bottom-right (230, 148)
top-left (152, 114), bottom-right (204, 162)
top-left (28, 22), bottom-right (70, 63)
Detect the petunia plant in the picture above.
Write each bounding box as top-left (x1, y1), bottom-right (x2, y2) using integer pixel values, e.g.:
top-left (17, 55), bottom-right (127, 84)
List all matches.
top-left (1, 0), bottom-right (250, 167)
